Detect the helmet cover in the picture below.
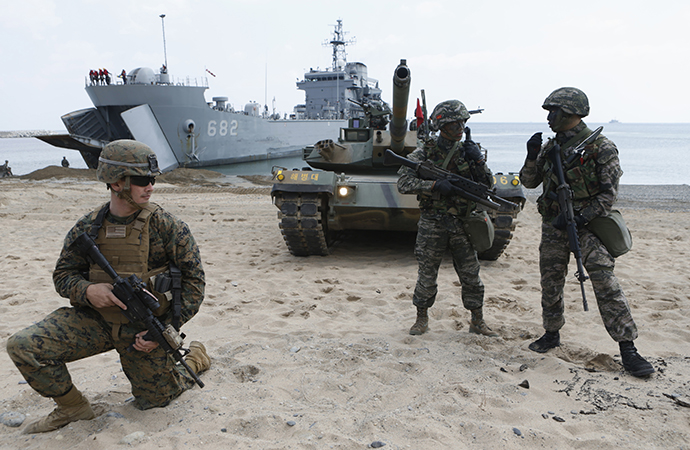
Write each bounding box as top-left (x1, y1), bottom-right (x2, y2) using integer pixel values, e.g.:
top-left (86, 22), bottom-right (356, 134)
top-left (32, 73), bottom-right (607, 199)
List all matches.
top-left (542, 87), bottom-right (590, 117)
top-left (430, 100), bottom-right (470, 130)
top-left (97, 140), bottom-right (161, 183)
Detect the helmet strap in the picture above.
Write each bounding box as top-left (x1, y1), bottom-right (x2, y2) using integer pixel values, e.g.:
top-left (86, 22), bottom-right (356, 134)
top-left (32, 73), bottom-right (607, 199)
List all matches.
top-left (114, 176), bottom-right (145, 211)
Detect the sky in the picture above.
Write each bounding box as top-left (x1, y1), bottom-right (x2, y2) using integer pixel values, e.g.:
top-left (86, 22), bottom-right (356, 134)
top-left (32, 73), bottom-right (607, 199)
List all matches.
top-left (1, 0), bottom-right (689, 131)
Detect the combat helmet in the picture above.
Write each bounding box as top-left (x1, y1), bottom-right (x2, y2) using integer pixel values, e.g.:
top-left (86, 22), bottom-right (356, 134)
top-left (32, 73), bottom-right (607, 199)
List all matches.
top-left (97, 140), bottom-right (161, 184)
top-left (430, 100), bottom-right (470, 131)
top-left (542, 87), bottom-right (589, 117)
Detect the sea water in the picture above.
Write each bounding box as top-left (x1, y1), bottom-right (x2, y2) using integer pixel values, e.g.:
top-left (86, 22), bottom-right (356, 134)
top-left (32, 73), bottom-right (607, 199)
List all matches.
top-left (1, 123), bottom-right (688, 185)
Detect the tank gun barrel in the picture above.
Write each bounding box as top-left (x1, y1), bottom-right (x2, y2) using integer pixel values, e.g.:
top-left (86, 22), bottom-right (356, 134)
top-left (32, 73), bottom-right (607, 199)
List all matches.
top-left (389, 59), bottom-right (411, 154)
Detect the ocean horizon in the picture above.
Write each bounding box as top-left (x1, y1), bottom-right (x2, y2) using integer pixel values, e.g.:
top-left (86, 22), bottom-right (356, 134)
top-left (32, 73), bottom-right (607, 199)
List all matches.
top-left (1, 122), bottom-right (688, 185)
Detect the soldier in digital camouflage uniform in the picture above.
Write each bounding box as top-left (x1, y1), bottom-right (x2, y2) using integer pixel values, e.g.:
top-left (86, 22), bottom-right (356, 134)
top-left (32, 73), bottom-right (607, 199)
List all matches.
top-left (398, 100), bottom-right (498, 337)
top-left (519, 87), bottom-right (654, 378)
top-left (6, 140), bottom-right (211, 434)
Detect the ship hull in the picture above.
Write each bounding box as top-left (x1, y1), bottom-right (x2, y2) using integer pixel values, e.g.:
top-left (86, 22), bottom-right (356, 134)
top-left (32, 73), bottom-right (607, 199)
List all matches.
top-left (41, 82), bottom-right (345, 172)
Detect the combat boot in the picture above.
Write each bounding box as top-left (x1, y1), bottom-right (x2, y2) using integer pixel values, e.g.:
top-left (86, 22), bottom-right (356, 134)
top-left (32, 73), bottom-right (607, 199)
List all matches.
top-left (409, 307), bottom-right (429, 335)
top-left (185, 341), bottom-right (211, 374)
top-left (619, 341), bottom-right (655, 377)
top-left (23, 386), bottom-right (94, 434)
top-left (528, 331), bottom-right (560, 353)
top-left (469, 308), bottom-right (498, 337)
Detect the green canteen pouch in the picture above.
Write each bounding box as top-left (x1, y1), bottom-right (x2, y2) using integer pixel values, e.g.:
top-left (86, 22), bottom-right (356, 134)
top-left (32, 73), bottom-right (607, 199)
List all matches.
top-left (462, 210), bottom-right (495, 253)
top-left (587, 210), bottom-right (632, 257)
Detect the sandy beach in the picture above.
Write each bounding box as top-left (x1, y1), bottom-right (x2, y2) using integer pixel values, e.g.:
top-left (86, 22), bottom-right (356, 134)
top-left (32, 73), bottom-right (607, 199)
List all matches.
top-left (0, 167), bottom-right (688, 449)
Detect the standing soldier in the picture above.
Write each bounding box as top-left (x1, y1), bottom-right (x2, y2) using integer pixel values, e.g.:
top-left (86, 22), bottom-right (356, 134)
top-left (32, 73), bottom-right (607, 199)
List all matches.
top-left (397, 100), bottom-right (497, 337)
top-left (519, 87), bottom-right (654, 377)
top-left (1, 160), bottom-right (12, 177)
top-left (7, 140), bottom-right (211, 434)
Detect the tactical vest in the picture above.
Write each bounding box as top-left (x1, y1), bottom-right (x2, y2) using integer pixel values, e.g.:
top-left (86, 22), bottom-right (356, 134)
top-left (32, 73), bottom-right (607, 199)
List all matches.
top-left (88, 203), bottom-right (174, 325)
top-left (538, 128), bottom-right (604, 219)
top-left (417, 141), bottom-right (475, 216)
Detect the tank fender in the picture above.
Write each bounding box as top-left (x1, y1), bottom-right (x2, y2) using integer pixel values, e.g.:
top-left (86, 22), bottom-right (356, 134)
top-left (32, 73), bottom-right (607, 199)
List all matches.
top-left (271, 184), bottom-right (335, 196)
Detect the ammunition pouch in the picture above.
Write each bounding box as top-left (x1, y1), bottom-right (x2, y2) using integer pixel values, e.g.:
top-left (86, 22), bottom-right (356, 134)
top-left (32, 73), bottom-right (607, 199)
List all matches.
top-left (150, 263), bottom-right (183, 330)
top-left (587, 210), bottom-right (632, 257)
top-left (462, 210), bottom-right (495, 253)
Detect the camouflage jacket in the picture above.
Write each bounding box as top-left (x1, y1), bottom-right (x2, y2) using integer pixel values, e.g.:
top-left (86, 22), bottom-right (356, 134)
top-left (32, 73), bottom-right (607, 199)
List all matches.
top-left (53, 203), bottom-right (205, 327)
top-left (519, 121), bottom-right (621, 223)
top-left (397, 135), bottom-right (493, 216)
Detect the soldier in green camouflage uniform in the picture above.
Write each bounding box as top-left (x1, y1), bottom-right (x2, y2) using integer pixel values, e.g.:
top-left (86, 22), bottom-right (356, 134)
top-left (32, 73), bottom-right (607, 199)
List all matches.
top-left (519, 87), bottom-right (654, 377)
top-left (6, 140), bottom-right (211, 434)
top-left (398, 100), bottom-right (498, 337)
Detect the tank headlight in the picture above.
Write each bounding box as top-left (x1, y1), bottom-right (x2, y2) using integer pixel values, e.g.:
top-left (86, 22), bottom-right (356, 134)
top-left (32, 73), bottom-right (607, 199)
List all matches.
top-left (511, 177), bottom-right (520, 186)
top-left (276, 170), bottom-right (285, 181)
top-left (337, 185), bottom-right (355, 200)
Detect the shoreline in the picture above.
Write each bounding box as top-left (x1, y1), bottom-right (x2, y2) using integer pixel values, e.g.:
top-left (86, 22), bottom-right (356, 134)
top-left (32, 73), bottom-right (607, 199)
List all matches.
top-left (4, 166), bottom-right (690, 211)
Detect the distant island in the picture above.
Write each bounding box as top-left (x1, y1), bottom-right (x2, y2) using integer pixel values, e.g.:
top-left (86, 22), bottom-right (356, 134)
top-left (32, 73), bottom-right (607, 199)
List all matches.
top-left (0, 130), bottom-right (62, 138)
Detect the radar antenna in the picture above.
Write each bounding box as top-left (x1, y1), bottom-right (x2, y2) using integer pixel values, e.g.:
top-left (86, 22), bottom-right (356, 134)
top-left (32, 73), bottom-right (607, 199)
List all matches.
top-left (323, 19), bottom-right (355, 71)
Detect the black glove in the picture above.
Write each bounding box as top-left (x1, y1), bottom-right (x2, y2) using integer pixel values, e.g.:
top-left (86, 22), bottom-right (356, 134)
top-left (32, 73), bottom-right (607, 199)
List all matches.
top-left (552, 212), bottom-right (586, 230)
top-left (526, 132), bottom-right (543, 160)
top-left (433, 179), bottom-right (460, 196)
top-left (463, 140), bottom-right (483, 162)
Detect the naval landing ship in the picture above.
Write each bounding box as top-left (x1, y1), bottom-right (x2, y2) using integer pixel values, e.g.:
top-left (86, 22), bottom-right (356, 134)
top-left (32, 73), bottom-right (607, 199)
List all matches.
top-left (37, 19), bottom-right (386, 173)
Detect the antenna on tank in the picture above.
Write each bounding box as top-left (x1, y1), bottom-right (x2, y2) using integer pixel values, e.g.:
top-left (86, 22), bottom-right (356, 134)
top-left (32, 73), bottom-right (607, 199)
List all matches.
top-left (160, 14), bottom-right (168, 72)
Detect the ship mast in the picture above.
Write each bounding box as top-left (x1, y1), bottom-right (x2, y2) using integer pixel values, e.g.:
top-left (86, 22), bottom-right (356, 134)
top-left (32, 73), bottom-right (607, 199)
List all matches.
top-left (324, 19), bottom-right (355, 72)
top-left (324, 19), bottom-right (355, 118)
top-left (160, 14), bottom-right (168, 72)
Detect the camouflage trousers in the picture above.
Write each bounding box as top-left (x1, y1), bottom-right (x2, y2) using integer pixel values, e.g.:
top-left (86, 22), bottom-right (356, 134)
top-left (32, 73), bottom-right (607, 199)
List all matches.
top-left (6, 306), bottom-right (196, 410)
top-left (412, 214), bottom-right (484, 310)
top-left (539, 222), bottom-right (638, 342)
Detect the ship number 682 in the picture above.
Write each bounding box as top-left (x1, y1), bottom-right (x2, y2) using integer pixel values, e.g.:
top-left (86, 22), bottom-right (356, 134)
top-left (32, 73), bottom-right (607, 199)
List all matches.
top-left (207, 120), bottom-right (238, 137)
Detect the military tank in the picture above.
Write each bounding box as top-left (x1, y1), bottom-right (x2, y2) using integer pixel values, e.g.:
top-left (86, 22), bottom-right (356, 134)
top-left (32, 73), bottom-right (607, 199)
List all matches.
top-left (270, 59), bottom-right (525, 259)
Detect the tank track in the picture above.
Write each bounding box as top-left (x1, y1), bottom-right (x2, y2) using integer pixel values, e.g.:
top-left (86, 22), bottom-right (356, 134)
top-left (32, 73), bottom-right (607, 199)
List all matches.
top-left (275, 192), bottom-right (329, 256)
top-left (477, 201), bottom-right (521, 261)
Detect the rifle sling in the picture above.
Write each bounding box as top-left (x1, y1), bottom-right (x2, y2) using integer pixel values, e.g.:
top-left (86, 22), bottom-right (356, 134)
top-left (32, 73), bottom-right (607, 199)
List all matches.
top-left (89, 203), bottom-right (110, 240)
top-left (170, 264), bottom-right (182, 331)
top-left (441, 141), bottom-right (461, 170)
top-left (563, 127), bottom-right (592, 154)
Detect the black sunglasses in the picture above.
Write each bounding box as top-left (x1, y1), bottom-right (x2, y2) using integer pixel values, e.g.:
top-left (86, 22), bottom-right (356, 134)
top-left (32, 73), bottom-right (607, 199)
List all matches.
top-left (130, 176), bottom-right (156, 187)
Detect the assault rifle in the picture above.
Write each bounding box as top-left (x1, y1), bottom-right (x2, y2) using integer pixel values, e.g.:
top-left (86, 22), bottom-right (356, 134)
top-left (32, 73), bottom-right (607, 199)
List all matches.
top-left (75, 232), bottom-right (205, 387)
top-left (383, 143), bottom-right (518, 211)
top-left (546, 127), bottom-right (603, 312)
top-left (548, 143), bottom-right (589, 312)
